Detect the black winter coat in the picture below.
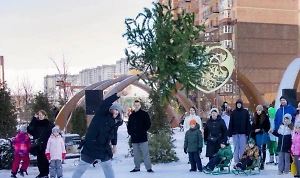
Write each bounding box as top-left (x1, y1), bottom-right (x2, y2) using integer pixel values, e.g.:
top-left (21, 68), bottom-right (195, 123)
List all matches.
top-left (81, 93), bottom-right (122, 160)
top-left (27, 117), bottom-right (54, 150)
top-left (273, 130), bottom-right (292, 153)
top-left (251, 112), bottom-right (270, 140)
top-left (127, 109), bottom-right (151, 143)
top-left (229, 107), bottom-right (251, 136)
top-left (204, 115), bottom-right (228, 157)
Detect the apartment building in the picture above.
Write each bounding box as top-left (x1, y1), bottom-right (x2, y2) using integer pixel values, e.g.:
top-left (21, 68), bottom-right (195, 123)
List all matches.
top-left (159, 0), bottom-right (300, 103)
top-left (115, 58), bottom-right (131, 76)
top-left (79, 65), bottom-right (116, 86)
top-left (44, 74), bottom-right (80, 98)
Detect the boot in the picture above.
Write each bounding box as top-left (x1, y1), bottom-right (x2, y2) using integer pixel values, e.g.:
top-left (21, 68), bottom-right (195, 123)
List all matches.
top-left (11, 174), bottom-right (17, 178)
top-left (266, 155), bottom-right (274, 165)
top-left (275, 155), bottom-right (279, 165)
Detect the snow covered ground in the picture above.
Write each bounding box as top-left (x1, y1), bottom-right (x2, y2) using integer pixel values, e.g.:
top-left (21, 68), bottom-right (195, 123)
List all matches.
top-left (0, 124), bottom-right (292, 178)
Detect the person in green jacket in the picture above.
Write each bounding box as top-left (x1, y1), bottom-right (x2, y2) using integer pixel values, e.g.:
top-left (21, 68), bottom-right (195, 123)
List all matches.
top-left (184, 119), bottom-right (203, 172)
top-left (203, 139), bottom-right (233, 171)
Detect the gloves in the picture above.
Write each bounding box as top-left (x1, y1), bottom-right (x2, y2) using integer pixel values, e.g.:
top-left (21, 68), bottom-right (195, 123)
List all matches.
top-left (184, 148), bottom-right (187, 154)
top-left (199, 147), bottom-right (202, 153)
top-left (46, 153), bottom-right (50, 161)
top-left (62, 153), bottom-right (66, 160)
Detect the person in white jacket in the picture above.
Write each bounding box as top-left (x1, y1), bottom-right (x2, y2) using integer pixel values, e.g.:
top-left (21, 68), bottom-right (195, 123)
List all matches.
top-left (45, 126), bottom-right (66, 178)
top-left (184, 106), bottom-right (203, 134)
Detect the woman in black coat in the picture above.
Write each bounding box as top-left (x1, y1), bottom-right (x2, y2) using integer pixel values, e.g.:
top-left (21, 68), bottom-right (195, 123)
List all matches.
top-left (204, 108), bottom-right (228, 160)
top-left (27, 110), bottom-right (54, 178)
top-left (251, 105), bottom-right (270, 170)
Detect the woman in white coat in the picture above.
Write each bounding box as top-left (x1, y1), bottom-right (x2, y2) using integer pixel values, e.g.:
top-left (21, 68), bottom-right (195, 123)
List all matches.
top-left (184, 106), bottom-right (203, 134)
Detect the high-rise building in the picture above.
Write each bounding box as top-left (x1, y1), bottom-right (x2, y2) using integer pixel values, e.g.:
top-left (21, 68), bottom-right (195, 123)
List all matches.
top-left (44, 74), bottom-right (79, 99)
top-left (0, 56), bottom-right (4, 83)
top-left (79, 64), bottom-right (116, 86)
top-left (115, 58), bottom-right (131, 76)
top-left (159, 0), bottom-right (300, 103)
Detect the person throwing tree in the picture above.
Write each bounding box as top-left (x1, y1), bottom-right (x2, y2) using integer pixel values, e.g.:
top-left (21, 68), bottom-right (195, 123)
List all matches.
top-left (72, 91), bottom-right (127, 178)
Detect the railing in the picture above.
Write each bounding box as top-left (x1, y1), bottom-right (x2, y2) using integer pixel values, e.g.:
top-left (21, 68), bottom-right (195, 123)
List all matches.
top-left (203, 7), bottom-right (219, 19)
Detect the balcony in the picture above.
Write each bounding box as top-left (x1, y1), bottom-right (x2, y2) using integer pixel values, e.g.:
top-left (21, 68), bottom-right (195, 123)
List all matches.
top-left (205, 20), bottom-right (219, 32)
top-left (202, 0), bottom-right (218, 5)
top-left (203, 7), bottom-right (219, 19)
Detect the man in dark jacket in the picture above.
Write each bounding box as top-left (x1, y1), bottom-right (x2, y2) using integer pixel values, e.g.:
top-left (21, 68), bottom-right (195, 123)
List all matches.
top-left (72, 91), bottom-right (127, 178)
top-left (127, 100), bottom-right (153, 173)
top-left (228, 99), bottom-right (250, 164)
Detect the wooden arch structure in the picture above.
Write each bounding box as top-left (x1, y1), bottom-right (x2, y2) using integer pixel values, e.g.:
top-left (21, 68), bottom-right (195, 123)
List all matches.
top-left (55, 71), bottom-right (264, 132)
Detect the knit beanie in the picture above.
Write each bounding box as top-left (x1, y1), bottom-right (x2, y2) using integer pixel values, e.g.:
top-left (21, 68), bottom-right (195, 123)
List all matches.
top-left (210, 108), bottom-right (219, 115)
top-left (189, 119), bottom-right (197, 125)
top-left (52, 125), bottom-right (60, 133)
top-left (220, 139), bottom-right (229, 146)
top-left (248, 138), bottom-right (255, 144)
top-left (19, 125), bottom-right (27, 133)
top-left (256, 105), bottom-right (263, 111)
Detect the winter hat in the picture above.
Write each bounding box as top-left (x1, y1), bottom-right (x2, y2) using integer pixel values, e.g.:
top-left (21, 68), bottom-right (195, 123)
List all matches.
top-left (220, 139), bottom-right (228, 146)
top-left (19, 125), bottom-right (27, 133)
top-left (280, 96), bottom-right (287, 101)
top-left (236, 99), bottom-right (243, 104)
top-left (52, 125), bottom-right (60, 133)
top-left (256, 105), bottom-right (263, 111)
top-left (109, 104), bottom-right (123, 117)
top-left (283, 113), bottom-right (292, 124)
top-left (210, 108), bottom-right (219, 115)
top-left (189, 119), bottom-right (197, 125)
top-left (268, 107), bottom-right (276, 119)
top-left (248, 138), bottom-right (255, 144)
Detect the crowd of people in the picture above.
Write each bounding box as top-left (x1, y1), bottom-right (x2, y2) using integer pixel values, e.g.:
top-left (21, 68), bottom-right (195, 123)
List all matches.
top-left (8, 93), bottom-right (300, 178)
top-left (182, 95), bottom-right (300, 177)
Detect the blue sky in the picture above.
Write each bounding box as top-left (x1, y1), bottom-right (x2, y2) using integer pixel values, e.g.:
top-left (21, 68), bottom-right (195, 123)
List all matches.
top-left (0, 0), bottom-right (155, 90)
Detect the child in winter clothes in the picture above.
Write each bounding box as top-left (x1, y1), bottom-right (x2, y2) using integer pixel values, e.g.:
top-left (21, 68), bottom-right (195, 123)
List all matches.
top-left (266, 107), bottom-right (278, 165)
top-left (203, 139), bottom-right (233, 171)
top-left (292, 121), bottom-right (300, 177)
top-left (11, 126), bottom-right (31, 178)
top-left (46, 126), bottom-right (66, 178)
top-left (184, 119), bottom-right (203, 172)
top-left (269, 113), bottom-right (293, 175)
top-left (234, 138), bottom-right (260, 171)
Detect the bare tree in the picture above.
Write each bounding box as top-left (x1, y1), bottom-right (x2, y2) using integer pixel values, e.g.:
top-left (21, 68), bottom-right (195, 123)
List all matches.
top-left (49, 54), bottom-right (70, 105)
top-left (12, 76), bottom-right (34, 124)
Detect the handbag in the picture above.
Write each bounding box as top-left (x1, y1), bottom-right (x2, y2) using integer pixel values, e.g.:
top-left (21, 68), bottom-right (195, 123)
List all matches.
top-left (255, 132), bottom-right (269, 146)
top-left (207, 134), bottom-right (218, 143)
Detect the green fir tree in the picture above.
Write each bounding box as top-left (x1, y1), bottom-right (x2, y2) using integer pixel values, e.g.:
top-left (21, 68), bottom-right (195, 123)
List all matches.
top-left (0, 82), bottom-right (17, 138)
top-left (30, 92), bottom-right (54, 122)
top-left (70, 106), bottom-right (87, 137)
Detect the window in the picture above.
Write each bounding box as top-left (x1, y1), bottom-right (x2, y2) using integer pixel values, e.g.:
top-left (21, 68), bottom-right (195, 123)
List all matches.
top-left (223, 25), bottom-right (232, 33)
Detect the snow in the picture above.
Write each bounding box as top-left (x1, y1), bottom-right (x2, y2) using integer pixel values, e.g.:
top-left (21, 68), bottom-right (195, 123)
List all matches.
top-left (0, 125), bottom-right (293, 178)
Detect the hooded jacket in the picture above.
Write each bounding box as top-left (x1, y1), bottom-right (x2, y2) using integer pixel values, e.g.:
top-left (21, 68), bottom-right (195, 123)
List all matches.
top-left (184, 124), bottom-right (203, 152)
top-left (228, 99), bottom-right (250, 136)
top-left (268, 107), bottom-right (277, 141)
top-left (12, 132), bottom-right (31, 156)
top-left (81, 93), bottom-right (123, 161)
top-left (45, 134), bottom-right (66, 161)
top-left (273, 114), bottom-right (293, 153)
top-left (274, 96), bottom-right (296, 131)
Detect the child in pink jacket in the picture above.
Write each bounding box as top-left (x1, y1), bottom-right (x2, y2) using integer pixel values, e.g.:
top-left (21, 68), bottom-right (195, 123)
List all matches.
top-left (11, 126), bottom-right (31, 178)
top-left (46, 126), bottom-right (66, 178)
top-left (292, 121), bottom-right (300, 178)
